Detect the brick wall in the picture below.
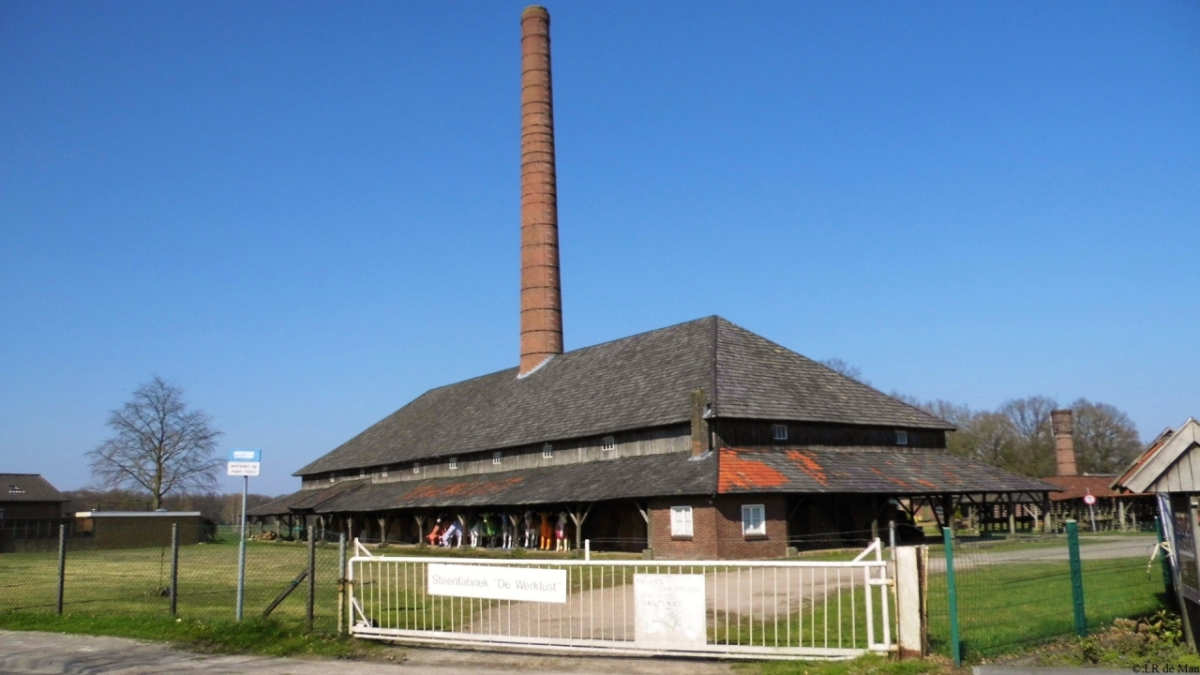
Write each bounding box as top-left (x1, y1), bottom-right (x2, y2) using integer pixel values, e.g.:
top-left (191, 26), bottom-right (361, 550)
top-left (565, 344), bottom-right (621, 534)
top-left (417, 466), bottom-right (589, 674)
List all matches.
top-left (716, 494), bottom-right (787, 559)
top-left (649, 494), bottom-right (787, 560)
top-left (649, 497), bottom-right (719, 559)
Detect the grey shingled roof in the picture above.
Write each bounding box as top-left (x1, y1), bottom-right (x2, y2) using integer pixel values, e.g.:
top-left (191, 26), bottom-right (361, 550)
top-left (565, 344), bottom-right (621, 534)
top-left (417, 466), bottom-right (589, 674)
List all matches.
top-left (296, 316), bottom-right (952, 477)
top-left (247, 478), bottom-right (368, 517)
top-left (718, 448), bottom-right (1058, 495)
top-left (0, 474), bottom-right (67, 503)
top-left (274, 453), bottom-right (717, 514)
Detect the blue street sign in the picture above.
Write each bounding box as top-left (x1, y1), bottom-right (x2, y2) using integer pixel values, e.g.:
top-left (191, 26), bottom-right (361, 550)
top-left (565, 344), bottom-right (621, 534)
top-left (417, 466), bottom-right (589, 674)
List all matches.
top-left (228, 448), bottom-right (262, 462)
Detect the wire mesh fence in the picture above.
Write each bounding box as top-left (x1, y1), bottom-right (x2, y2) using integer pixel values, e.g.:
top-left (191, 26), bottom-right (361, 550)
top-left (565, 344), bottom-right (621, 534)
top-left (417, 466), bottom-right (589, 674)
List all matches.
top-left (927, 527), bottom-right (1167, 659)
top-left (0, 526), bottom-right (346, 634)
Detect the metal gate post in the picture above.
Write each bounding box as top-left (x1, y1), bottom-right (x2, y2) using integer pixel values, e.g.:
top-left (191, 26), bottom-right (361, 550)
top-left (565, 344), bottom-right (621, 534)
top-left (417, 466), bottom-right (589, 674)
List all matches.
top-left (306, 525), bottom-right (316, 632)
top-left (337, 533), bottom-right (346, 635)
top-left (56, 524), bottom-right (66, 615)
top-left (169, 523), bottom-right (179, 615)
top-left (1066, 520), bottom-right (1087, 637)
top-left (942, 527), bottom-right (961, 666)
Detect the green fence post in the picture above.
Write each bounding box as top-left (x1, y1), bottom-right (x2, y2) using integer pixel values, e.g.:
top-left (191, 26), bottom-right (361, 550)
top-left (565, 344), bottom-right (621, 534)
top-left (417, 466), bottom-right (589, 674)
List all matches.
top-left (1156, 516), bottom-right (1175, 598)
top-left (1066, 520), bottom-right (1087, 637)
top-left (943, 526), bottom-right (961, 666)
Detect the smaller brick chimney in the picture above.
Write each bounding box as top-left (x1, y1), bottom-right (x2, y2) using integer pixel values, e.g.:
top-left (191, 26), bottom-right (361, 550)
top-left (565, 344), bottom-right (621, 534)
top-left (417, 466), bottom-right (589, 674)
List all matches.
top-left (1051, 409), bottom-right (1077, 477)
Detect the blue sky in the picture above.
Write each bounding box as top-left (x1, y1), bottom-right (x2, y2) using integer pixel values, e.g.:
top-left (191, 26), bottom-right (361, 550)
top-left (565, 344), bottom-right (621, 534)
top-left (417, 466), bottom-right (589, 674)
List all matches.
top-left (2, 1), bottom-right (1197, 496)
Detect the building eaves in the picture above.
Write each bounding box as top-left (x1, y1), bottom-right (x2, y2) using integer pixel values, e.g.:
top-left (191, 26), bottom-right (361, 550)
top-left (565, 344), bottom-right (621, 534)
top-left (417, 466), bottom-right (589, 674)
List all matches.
top-left (311, 452), bottom-right (718, 512)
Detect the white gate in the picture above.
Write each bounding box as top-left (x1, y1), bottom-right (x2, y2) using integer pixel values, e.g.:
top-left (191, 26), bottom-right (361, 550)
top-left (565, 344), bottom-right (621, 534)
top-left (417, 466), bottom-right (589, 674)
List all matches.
top-left (347, 539), bottom-right (893, 660)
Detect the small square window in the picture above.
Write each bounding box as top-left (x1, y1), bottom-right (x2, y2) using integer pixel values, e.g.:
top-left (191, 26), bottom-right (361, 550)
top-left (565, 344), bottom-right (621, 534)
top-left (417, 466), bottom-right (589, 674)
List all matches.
top-left (449, 457), bottom-right (458, 470)
top-left (896, 430), bottom-right (908, 446)
top-left (772, 424), bottom-right (788, 441)
top-left (412, 462), bottom-right (420, 474)
top-left (742, 504), bottom-right (766, 537)
top-left (493, 452), bottom-right (503, 465)
top-left (543, 443), bottom-right (553, 459)
top-left (602, 436), bottom-right (616, 451)
top-left (670, 506), bottom-right (693, 537)
top-left (381, 466), bottom-right (389, 477)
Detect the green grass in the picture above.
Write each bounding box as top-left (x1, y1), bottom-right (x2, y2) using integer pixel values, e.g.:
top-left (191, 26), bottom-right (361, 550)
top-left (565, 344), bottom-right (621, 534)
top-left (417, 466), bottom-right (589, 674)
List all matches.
top-left (926, 554), bottom-right (1167, 658)
top-left (0, 538), bottom-right (344, 633)
top-left (0, 612), bottom-right (382, 658)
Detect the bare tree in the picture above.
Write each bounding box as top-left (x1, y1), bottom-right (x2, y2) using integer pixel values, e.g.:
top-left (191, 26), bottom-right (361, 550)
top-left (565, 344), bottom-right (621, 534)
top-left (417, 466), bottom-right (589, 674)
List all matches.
top-left (1071, 398), bottom-right (1143, 474)
top-left (87, 377), bottom-right (224, 510)
top-left (999, 396), bottom-right (1058, 477)
top-left (819, 357), bottom-right (869, 385)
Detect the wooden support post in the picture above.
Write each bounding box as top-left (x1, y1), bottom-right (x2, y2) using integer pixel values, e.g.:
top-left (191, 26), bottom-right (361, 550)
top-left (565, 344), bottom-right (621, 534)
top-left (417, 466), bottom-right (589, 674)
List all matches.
top-left (415, 513), bottom-right (426, 547)
top-left (570, 503), bottom-right (594, 551)
top-left (1008, 494), bottom-right (1016, 535)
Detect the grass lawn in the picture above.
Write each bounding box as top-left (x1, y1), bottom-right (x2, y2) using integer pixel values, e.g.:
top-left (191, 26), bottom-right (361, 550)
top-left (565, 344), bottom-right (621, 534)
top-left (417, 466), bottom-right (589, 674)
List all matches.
top-left (926, 553), bottom-right (1167, 659)
top-left (0, 538), bottom-right (345, 632)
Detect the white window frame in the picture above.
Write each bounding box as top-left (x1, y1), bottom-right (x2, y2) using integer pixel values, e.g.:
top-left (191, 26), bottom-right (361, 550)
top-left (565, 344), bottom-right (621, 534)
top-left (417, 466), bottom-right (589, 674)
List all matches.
top-left (412, 462), bottom-right (420, 474)
top-left (602, 436), bottom-right (616, 451)
top-left (543, 443), bottom-right (553, 459)
top-left (772, 424), bottom-right (788, 441)
top-left (670, 506), bottom-right (693, 537)
top-left (449, 457), bottom-right (458, 470)
top-left (493, 451), bottom-right (503, 465)
top-left (742, 503), bottom-right (766, 537)
top-left (896, 430), bottom-right (909, 446)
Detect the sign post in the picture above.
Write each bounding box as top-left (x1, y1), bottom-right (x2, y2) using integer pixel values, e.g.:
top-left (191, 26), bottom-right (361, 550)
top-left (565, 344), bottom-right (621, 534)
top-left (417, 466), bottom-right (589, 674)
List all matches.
top-left (1083, 492), bottom-right (1097, 533)
top-left (228, 448), bottom-right (261, 621)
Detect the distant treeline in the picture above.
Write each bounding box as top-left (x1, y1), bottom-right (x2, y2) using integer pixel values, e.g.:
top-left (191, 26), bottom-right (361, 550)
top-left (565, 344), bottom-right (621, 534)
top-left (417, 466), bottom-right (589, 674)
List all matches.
top-left (895, 394), bottom-right (1143, 479)
top-left (63, 489), bottom-right (280, 525)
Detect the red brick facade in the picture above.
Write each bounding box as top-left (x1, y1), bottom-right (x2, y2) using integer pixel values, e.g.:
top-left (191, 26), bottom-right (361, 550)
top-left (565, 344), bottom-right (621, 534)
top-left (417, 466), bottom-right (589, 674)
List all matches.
top-left (649, 494), bottom-right (787, 560)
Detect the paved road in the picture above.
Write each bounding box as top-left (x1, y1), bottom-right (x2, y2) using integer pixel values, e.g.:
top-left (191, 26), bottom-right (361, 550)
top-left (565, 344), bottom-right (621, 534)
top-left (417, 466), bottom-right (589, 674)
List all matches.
top-left (0, 630), bottom-right (735, 675)
top-left (927, 535), bottom-right (1157, 572)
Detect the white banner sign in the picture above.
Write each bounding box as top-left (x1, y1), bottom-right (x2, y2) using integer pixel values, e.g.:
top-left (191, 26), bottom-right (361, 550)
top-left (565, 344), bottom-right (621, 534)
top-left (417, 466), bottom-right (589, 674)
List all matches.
top-left (427, 564), bottom-right (567, 604)
top-left (227, 462), bottom-right (260, 477)
top-left (634, 574), bottom-right (707, 647)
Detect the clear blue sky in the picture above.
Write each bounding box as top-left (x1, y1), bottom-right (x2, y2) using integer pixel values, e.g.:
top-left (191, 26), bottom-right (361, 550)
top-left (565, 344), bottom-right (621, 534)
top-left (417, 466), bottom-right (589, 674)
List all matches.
top-left (2, 2), bottom-right (1197, 496)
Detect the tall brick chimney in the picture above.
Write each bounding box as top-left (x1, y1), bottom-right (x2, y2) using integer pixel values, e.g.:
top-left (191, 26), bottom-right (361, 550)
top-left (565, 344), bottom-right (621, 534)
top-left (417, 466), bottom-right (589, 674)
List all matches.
top-left (1051, 409), bottom-right (1077, 477)
top-left (518, 5), bottom-right (563, 378)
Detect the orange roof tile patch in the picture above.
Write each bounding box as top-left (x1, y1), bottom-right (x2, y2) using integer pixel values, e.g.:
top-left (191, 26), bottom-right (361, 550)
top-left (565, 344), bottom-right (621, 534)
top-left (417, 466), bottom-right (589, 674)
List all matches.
top-left (785, 450), bottom-right (829, 487)
top-left (719, 449), bottom-right (792, 492)
top-left (1043, 475), bottom-right (1122, 501)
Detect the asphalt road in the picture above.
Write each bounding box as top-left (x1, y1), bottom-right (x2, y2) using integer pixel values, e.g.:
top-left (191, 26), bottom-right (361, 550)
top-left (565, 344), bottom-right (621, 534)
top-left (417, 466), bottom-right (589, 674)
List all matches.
top-left (0, 630), bottom-right (736, 675)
